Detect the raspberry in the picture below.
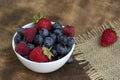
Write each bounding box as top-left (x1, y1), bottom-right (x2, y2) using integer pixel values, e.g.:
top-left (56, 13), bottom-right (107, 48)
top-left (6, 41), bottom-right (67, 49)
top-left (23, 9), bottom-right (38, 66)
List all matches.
top-left (23, 27), bottom-right (37, 43)
top-left (15, 41), bottom-right (30, 55)
top-left (63, 25), bottom-right (75, 37)
top-left (101, 28), bottom-right (117, 47)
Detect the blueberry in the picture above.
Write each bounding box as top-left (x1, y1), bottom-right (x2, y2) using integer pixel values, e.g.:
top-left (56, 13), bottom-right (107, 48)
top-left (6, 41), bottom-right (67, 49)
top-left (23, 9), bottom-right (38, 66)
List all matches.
top-left (27, 43), bottom-right (35, 50)
top-left (58, 35), bottom-right (68, 45)
top-left (50, 34), bottom-right (57, 42)
top-left (52, 23), bottom-right (62, 29)
top-left (53, 29), bottom-right (62, 36)
top-left (44, 37), bottom-right (54, 48)
top-left (56, 44), bottom-right (68, 55)
top-left (17, 27), bottom-right (24, 35)
top-left (14, 34), bottom-right (22, 44)
top-left (51, 49), bottom-right (58, 57)
top-left (52, 44), bottom-right (57, 49)
top-left (39, 28), bottom-right (49, 38)
top-left (67, 47), bottom-right (71, 53)
top-left (23, 55), bottom-right (29, 60)
top-left (55, 55), bottom-right (63, 60)
top-left (66, 57), bottom-right (73, 64)
top-left (33, 35), bottom-right (43, 46)
top-left (67, 37), bottom-right (75, 47)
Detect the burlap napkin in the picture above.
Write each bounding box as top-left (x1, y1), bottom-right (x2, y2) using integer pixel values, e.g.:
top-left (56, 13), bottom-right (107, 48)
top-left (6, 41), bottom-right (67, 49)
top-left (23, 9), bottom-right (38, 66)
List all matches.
top-left (73, 19), bottom-right (120, 80)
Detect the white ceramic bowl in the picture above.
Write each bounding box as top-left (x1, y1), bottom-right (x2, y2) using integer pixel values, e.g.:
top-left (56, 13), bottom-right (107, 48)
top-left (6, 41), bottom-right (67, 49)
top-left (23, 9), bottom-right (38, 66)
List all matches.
top-left (12, 22), bottom-right (75, 73)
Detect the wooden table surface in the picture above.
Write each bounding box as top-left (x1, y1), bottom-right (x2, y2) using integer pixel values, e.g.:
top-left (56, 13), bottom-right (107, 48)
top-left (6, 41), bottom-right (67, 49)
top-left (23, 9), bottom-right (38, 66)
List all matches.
top-left (0, 0), bottom-right (120, 80)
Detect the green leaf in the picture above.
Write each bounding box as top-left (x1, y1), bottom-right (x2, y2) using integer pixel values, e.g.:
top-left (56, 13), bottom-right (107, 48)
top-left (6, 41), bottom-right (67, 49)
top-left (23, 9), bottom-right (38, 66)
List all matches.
top-left (33, 15), bottom-right (38, 23)
top-left (38, 13), bottom-right (44, 19)
top-left (33, 13), bottom-right (45, 23)
top-left (42, 46), bottom-right (54, 59)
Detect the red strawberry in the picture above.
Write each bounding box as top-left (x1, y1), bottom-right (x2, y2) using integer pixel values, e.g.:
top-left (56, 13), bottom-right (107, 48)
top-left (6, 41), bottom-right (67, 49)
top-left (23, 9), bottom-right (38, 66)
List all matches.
top-left (23, 27), bottom-right (37, 43)
top-left (46, 58), bottom-right (54, 62)
top-left (29, 47), bottom-right (49, 62)
top-left (101, 28), bottom-right (117, 47)
top-left (63, 25), bottom-right (75, 37)
top-left (15, 41), bottom-right (30, 55)
top-left (36, 18), bottom-right (52, 30)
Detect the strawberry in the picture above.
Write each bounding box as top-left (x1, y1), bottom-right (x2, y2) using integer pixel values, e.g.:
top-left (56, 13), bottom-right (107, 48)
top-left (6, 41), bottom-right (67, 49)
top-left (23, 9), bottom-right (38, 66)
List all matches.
top-left (23, 27), bottom-right (37, 43)
top-left (36, 18), bottom-right (52, 30)
top-left (101, 28), bottom-right (117, 47)
top-left (63, 25), bottom-right (75, 37)
top-left (15, 41), bottom-right (30, 55)
top-left (29, 46), bottom-right (53, 62)
top-left (46, 58), bottom-right (54, 62)
top-left (29, 47), bottom-right (48, 62)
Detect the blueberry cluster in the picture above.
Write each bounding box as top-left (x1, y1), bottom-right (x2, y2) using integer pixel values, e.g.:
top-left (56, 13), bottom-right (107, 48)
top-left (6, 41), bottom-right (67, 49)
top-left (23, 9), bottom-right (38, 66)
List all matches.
top-left (14, 22), bottom-right (74, 62)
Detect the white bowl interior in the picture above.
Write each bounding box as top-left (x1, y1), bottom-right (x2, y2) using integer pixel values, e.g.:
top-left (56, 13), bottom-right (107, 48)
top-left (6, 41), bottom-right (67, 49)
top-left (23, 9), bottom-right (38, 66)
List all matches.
top-left (12, 22), bottom-right (75, 73)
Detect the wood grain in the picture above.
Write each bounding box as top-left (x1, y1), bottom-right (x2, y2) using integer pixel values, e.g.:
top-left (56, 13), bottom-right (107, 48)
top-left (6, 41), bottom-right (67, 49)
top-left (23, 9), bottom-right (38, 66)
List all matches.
top-left (0, 0), bottom-right (120, 80)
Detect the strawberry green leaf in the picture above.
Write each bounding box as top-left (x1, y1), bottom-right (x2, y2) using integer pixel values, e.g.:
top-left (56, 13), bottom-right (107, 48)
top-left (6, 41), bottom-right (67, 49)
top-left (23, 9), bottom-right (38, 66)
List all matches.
top-left (33, 13), bottom-right (45, 23)
top-left (42, 46), bottom-right (54, 59)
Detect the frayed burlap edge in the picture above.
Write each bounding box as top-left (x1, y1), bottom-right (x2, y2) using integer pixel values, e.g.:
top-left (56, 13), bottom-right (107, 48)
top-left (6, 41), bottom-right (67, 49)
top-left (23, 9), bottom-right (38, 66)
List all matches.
top-left (73, 18), bottom-right (120, 80)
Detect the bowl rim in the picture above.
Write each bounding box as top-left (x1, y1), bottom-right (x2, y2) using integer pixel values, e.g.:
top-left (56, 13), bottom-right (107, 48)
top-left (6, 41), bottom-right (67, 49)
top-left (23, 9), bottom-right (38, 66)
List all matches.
top-left (12, 22), bottom-right (75, 64)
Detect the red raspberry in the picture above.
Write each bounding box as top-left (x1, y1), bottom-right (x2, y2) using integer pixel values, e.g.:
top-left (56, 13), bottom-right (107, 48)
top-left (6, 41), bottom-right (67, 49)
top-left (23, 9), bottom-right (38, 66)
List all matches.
top-left (36, 18), bottom-right (52, 30)
top-left (15, 41), bottom-right (30, 55)
top-left (29, 47), bottom-right (49, 62)
top-left (101, 28), bottom-right (117, 47)
top-left (63, 25), bottom-right (75, 37)
top-left (23, 27), bottom-right (37, 43)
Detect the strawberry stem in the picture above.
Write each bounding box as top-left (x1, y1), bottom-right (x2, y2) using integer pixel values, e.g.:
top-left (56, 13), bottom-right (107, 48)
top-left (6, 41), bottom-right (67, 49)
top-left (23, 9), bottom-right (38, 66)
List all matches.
top-left (42, 46), bottom-right (54, 59)
top-left (33, 13), bottom-right (45, 23)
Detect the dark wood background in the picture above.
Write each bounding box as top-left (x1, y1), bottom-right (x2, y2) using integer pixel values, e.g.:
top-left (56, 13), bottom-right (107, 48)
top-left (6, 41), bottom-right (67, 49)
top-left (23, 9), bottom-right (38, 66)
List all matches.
top-left (0, 0), bottom-right (120, 80)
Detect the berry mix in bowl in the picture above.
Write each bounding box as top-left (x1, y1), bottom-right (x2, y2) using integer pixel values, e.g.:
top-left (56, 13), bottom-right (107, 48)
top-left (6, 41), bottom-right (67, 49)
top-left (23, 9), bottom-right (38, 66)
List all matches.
top-left (12, 13), bottom-right (75, 73)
